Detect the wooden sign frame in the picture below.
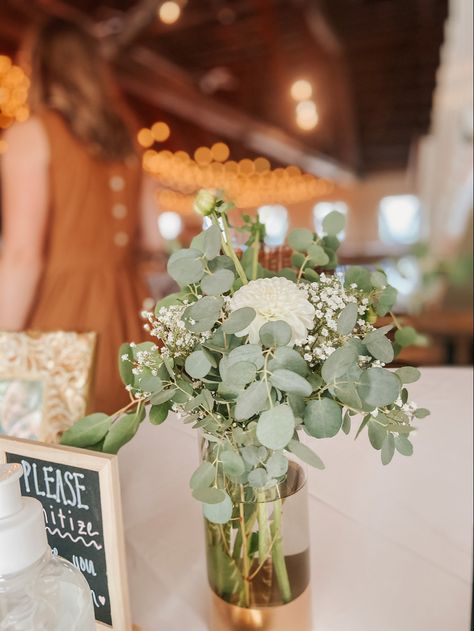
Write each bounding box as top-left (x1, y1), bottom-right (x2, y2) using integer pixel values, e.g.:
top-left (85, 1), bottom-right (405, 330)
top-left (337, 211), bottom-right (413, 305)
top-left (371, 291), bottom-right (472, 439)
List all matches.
top-left (0, 436), bottom-right (131, 631)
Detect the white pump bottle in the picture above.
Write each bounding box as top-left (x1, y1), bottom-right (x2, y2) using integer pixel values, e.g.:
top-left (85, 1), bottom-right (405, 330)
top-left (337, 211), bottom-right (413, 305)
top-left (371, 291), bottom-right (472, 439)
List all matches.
top-left (0, 463), bottom-right (96, 630)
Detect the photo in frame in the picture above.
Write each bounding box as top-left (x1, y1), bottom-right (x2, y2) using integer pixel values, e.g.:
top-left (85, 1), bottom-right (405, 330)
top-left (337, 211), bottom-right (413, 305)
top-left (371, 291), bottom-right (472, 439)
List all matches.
top-left (0, 331), bottom-right (96, 443)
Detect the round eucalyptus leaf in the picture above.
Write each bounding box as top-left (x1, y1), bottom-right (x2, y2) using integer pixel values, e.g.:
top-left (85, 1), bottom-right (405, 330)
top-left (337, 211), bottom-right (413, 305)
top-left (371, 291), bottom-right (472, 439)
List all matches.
top-left (287, 438), bottom-right (325, 469)
top-left (288, 228), bottom-right (313, 251)
top-left (307, 243), bottom-right (329, 266)
top-left (303, 268), bottom-right (320, 282)
top-left (195, 486), bottom-right (225, 504)
top-left (381, 433), bottom-right (395, 465)
top-left (221, 451), bottom-right (245, 477)
top-left (203, 491), bottom-right (233, 523)
top-left (240, 445), bottom-right (260, 466)
top-left (395, 366), bottom-right (421, 384)
top-left (202, 224), bottom-right (222, 260)
top-left (368, 419), bottom-right (387, 450)
top-left (228, 344), bottom-right (264, 369)
top-left (222, 307), bottom-right (256, 334)
top-left (322, 210), bottom-right (346, 235)
top-left (370, 270), bottom-right (387, 289)
top-left (256, 404), bottom-right (295, 450)
top-left (395, 436), bottom-right (414, 456)
top-left (190, 461), bottom-right (215, 491)
top-left (167, 248), bottom-right (204, 285)
top-left (321, 345), bottom-right (357, 383)
top-left (228, 361), bottom-right (257, 386)
top-left (208, 255), bottom-right (235, 272)
top-left (344, 266), bottom-right (372, 291)
top-left (395, 326), bottom-right (417, 347)
top-left (270, 346), bottom-right (309, 376)
top-left (365, 333), bottom-right (394, 363)
top-left (279, 268), bottom-right (298, 282)
top-left (260, 320), bottom-right (292, 347)
top-left (138, 372), bottom-right (163, 394)
top-left (201, 269), bottom-right (235, 296)
top-left (375, 286), bottom-right (398, 316)
top-left (266, 452), bottom-right (289, 478)
top-left (414, 408), bottom-right (430, 418)
top-left (102, 412), bottom-right (141, 454)
top-left (270, 369), bottom-right (312, 397)
top-left (150, 388), bottom-right (177, 405)
top-left (185, 296), bottom-right (224, 321)
top-left (248, 467), bottom-right (268, 488)
top-left (185, 350), bottom-right (212, 379)
top-left (118, 343), bottom-right (134, 387)
top-left (235, 381), bottom-right (268, 420)
top-left (337, 302), bottom-right (358, 335)
top-left (304, 398), bottom-right (342, 438)
top-left (291, 252), bottom-right (306, 268)
top-left (358, 368), bottom-right (401, 407)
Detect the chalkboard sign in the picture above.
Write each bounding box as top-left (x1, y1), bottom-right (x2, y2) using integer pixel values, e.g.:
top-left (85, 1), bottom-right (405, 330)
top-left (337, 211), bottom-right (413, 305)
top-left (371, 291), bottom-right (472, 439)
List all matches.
top-left (0, 437), bottom-right (131, 631)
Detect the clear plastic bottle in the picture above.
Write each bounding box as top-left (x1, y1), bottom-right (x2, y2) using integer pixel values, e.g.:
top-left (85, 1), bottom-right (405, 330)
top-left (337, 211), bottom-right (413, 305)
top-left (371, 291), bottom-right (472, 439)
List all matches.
top-left (0, 464), bottom-right (95, 631)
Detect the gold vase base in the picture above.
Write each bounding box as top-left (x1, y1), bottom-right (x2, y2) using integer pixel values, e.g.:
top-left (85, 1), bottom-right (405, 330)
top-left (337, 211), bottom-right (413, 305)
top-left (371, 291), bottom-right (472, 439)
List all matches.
top-left (209, 586), bottom-right (312, 631)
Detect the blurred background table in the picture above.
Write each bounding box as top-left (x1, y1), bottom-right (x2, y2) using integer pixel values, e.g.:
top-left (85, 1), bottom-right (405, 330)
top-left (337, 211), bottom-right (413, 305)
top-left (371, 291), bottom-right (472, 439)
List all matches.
top-left (120, 367), bottom-right (473, 631)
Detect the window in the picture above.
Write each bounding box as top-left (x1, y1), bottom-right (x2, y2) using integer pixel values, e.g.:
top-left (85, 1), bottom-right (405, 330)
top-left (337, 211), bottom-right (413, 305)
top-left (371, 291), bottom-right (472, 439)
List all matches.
top-left (158, 211), bottom-right (182, 241)
top-left (258, 205), bottom-right (289, 246)
top-left (313, 201), bottom-right (348, 238)
top-left (378, 195), bottom-right (421, 245)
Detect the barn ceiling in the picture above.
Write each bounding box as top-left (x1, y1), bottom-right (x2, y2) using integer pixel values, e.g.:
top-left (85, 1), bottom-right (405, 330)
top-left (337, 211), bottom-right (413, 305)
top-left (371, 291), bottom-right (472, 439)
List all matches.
top-left (0, 0), bottom-right (448, 177)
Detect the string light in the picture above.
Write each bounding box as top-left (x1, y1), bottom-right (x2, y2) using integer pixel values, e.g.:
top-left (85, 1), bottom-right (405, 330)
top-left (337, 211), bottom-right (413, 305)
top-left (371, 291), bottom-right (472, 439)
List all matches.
top-left (296, 100), bottom-right (319, 130)
top-left (210, 142), bottom-right (230, 162)
top-left (137, 128), bottom-right (154, 148)
top-left (144, 145), bottom-right (334, 213)
top-left (0, 55), bottom-right (30, 129)
top-left (151, 121), bottom-right (170, 142)
top-left (290, 79), bottom-right (313, 101)
top-left (158, 1), bottom-right (181, 24)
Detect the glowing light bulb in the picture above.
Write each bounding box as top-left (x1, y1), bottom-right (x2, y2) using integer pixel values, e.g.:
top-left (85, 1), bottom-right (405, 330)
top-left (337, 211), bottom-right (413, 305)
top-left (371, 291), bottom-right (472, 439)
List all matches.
top-left (159, 1), bottom-right (181, 24)
top-left (137, 128), bottom-right (154, 148)
top-left (158, 211), bottom-right (183, 240)
top-left (290, 79), bottom-right (312, 101)
top-left (296, 100), bottom-right (319, 130)
top-left (151, 121), bottom-right (171, 142)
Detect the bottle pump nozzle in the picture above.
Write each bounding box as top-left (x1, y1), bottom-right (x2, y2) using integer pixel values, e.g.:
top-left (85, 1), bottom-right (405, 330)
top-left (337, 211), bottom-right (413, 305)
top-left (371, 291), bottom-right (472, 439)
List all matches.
top-left (0, 463), bottom-right (23, 519)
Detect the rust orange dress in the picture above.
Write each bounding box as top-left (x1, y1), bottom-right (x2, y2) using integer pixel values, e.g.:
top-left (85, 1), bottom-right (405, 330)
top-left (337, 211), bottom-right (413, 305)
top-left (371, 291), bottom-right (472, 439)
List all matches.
top-left (27, 109), bottom-right (149, 414)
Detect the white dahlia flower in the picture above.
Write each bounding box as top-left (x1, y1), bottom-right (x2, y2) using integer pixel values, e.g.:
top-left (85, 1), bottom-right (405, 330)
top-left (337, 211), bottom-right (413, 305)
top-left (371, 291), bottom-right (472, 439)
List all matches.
top-left (229, 277), bottom-right (315, 344)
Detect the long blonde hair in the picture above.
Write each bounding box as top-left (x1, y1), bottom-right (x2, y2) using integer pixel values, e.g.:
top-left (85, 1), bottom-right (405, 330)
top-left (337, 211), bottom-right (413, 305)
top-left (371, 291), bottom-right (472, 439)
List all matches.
top-left (29, 18), bottom-right (136, 161)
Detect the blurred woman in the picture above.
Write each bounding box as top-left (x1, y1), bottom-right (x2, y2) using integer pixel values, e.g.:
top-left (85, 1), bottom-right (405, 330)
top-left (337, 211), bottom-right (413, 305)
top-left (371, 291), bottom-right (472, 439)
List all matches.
top-left (0, 18), bottom-right (162, 413)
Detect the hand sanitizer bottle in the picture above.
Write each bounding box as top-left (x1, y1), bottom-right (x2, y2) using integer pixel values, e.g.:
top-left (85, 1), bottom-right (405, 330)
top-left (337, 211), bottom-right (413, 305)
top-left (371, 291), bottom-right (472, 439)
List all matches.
top-left (0, 463), bottom-right (96, 630)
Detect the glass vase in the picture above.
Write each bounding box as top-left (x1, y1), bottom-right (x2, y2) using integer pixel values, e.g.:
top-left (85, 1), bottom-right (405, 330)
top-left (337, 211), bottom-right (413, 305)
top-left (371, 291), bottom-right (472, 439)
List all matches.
top-left (201, 439), bottom-right (312, 631)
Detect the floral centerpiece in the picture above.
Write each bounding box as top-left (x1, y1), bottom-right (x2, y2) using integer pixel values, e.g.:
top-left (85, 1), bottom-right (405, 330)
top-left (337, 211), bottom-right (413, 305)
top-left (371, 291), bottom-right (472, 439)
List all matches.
top-left (62, 190), bottom-right (429, 630)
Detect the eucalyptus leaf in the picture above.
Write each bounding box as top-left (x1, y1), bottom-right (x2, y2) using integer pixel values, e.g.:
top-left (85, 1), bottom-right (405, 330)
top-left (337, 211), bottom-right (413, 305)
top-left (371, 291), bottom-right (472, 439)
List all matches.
top-left (370, 271), bottom-right (387, 289)
top-left (235, 381), bottom-right (269, 420)
top-left (202, 224), bottom-right (222, 260)
top-left (375, 286), bottom-right (397, 316)
top-left (185, 350), bottom-right (212, 379)
top-left (118, 343), bottom-right (134, 387)
top-left (270, 369), bottom-right (312, 396)
top-left (368, 419), bottom-right (387, 450)
top-left (228, 344), bottom-right (264, 369)
top-left (195, 486), bottom-right (225, 504)
top-left (248, 468), bottom-right (268, 488)
top-left (358, 368), bottom-right (401, 407)
top-left (221, 451), bottom-right (246, 477)
top-left (61, 413), bottom-right (112, 448)
top-left (222, 307), bottom-right (256, 334)
top-left (321, 345), bottom-right (358, 383)
top-left (201, 269), bottom-right (235, 295)
top-left (291, 252), bottom-right (306, 268)
top-left (307, 243), bottom-right (329, 266)
top-left (150, 388), bottom-right (177, 405)
top-left (395, 326), bottom-right (417, 347)
top-left (138, 372), bottom-right (163, 394)
top-left (266, 453), bottom-right (289, 478)
top-left (259, 320), bottom-right (292, 347)
top-left (256, 404), bottom-right (295, 450)
top-left (322, 210), bottom-right (346, 236)
top-left (148, 402), bottom-right (170, 425)
top-left (269, 346), bottom-right (309, 376)
top-left (167, 248), bottom-right (205, 285)
top-left (203, 491), bottom-right (233, 523)
top-left (103, 411), bottom-right (141, 454)
top-left (228, 361), bottom-right (257, 386)
top-left (396, 366), bottom-right (421, 384)
top-left (303, 268), bottom-right (320, 282)
top-left (365, 333), bottom-right (394, 363)
top-left (279, 268), bottom-right (298, 281)
top-left (342, 410), bottom-right (351, 434)
top-left (190, 461), bottom-right (215, 491)
top-left (395, 436), bottom-right (414, 456)
top-left (287, 439), bottom-right (325, 469)
top-left (337, 303), bottom-right (358, 335)
top-left (344, 266), bottom-right (372, 291)
top-left (304, 398), bottom-right (342, 438)
top-left (288, 228), bottom-right (313, 251)
top-left (381, 433), bottom-right (395, 465)
top-left (414, 408), bottom-right (430, 418)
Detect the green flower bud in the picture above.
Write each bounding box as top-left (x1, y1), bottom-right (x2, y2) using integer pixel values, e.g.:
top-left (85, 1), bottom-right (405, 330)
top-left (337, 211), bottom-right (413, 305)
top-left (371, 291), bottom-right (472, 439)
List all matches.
top-left (193, 189), bottom-right (218, 216)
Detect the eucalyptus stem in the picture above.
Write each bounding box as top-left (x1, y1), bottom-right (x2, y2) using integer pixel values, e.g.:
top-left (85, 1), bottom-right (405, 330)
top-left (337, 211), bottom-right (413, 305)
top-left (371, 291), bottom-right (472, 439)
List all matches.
top-left (256, 491), bottom-right (271, 565)
top-left (270, 499), bottom-right (292, 603)
top-left (252, 232), bottom-right (260, 280)
top-left (239, 486), bottom-right (251, 607)
top-left (213, 213), bottom-right (248, 285)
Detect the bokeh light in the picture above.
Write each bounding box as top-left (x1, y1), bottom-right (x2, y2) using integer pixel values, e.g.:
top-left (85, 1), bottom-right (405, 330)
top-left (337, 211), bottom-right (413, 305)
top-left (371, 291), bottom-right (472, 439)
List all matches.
top-left (194, 146), bottom-right (213, 165)
top-left (290, 79), bottom-right (313, 101)
top-left (159, 1), bottom-right (181, 25)
top-left (211, 142), bottom-right (230, 162)
top-left (296, 100), bottom-right (319, 130)
top-left (151, 121), bottom-right (171, 142)
top-left (137, 128), bottom-right (154, 148)
top-left (158, 211), bottom-right (183, 240)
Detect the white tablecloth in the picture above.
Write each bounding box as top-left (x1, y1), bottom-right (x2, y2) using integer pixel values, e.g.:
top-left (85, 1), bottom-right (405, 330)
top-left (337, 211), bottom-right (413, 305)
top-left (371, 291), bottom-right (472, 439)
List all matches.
top-left (119, 367), bottom-right (473, 631)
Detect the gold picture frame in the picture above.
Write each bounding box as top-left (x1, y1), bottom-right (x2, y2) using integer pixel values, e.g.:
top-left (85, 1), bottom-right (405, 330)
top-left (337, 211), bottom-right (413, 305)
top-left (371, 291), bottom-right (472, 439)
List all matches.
top-left (0, 331), bottom-right (96, 443)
